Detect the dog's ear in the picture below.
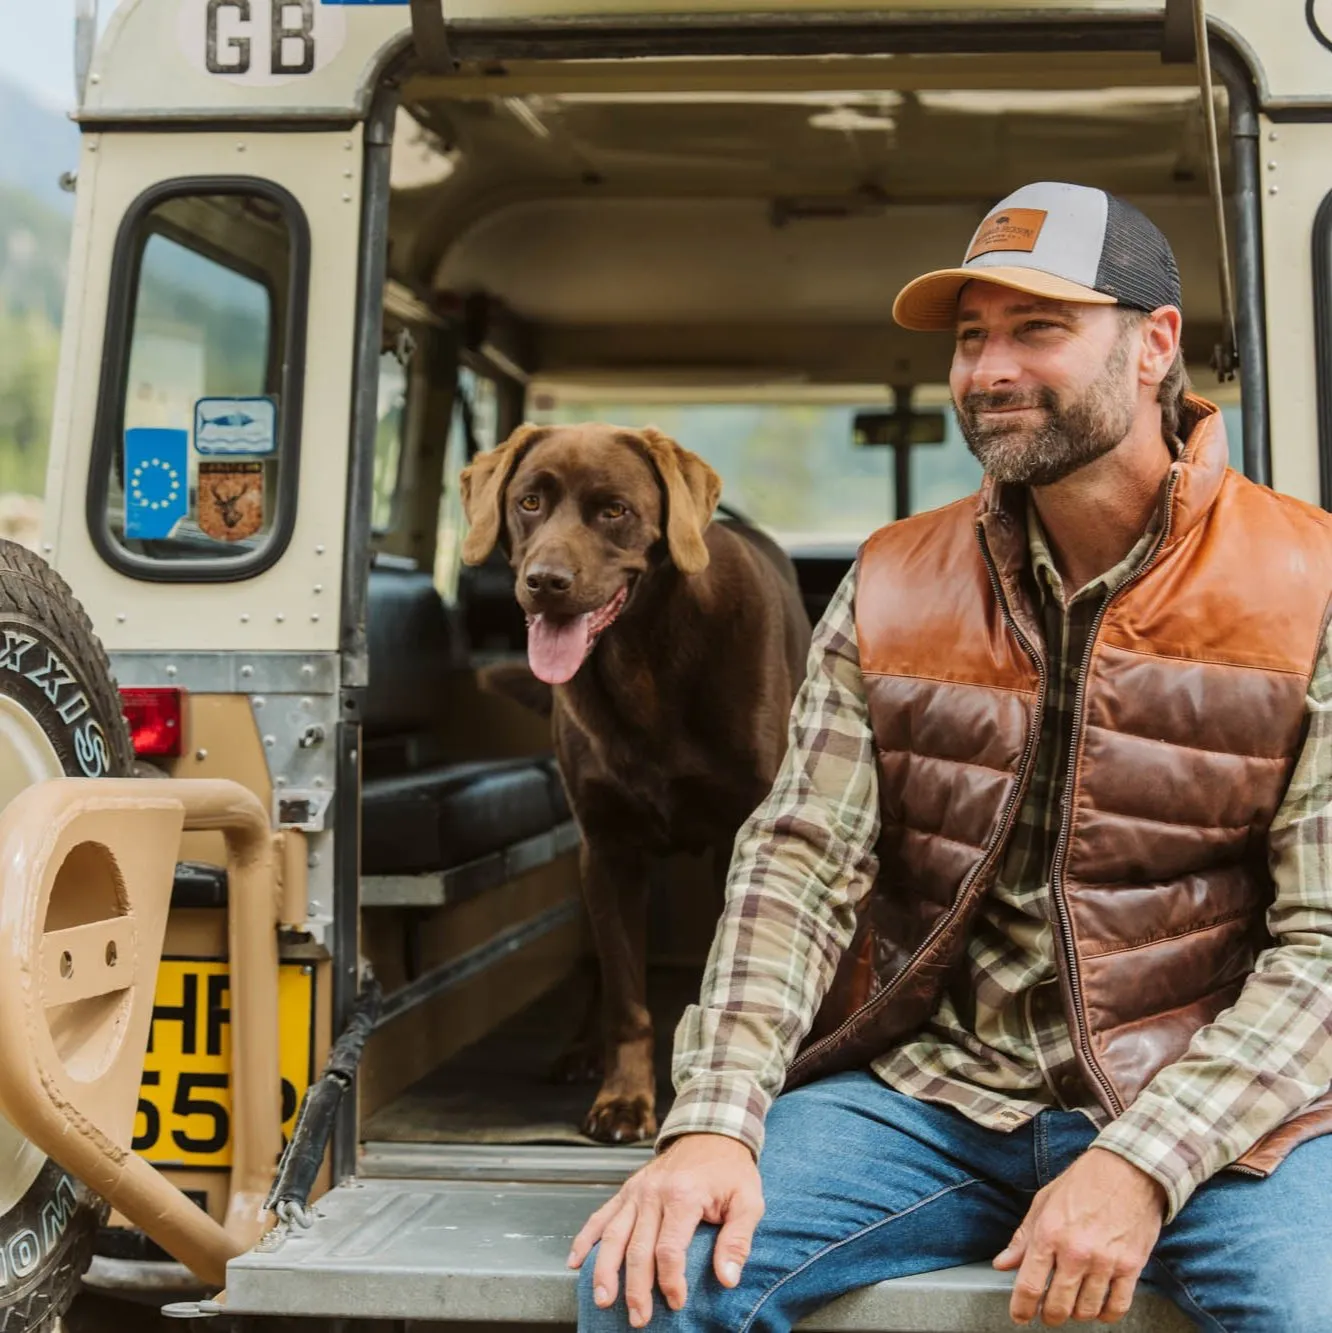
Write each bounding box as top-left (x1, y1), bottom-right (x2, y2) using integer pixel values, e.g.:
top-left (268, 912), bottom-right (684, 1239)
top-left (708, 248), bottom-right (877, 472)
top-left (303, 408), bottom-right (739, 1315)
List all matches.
top-left (459, 424), bottom-right (546, 565)
top-left (637, 427), bottom-right (722, 575)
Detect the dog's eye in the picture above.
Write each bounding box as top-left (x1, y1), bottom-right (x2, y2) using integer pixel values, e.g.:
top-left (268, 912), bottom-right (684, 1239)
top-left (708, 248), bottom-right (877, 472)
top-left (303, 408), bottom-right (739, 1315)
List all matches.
top-left (603, 503), bottom-right (629, 520)
top-left (518, 494), bottom-right (541, 513)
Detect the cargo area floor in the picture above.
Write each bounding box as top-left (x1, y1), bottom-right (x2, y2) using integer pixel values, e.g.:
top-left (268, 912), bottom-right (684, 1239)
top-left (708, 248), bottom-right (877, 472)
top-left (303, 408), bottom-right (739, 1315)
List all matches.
top-left (363, 964), bottom-right (696, 1146)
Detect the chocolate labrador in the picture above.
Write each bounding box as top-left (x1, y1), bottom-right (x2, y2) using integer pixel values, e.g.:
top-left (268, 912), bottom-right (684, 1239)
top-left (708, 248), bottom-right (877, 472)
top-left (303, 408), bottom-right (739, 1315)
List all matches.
top-left (460, 422), bottom-right (811, 1142)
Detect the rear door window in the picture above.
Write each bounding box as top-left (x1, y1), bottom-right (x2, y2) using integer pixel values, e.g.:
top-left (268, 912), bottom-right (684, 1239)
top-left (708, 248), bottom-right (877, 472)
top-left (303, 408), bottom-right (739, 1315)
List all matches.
top-left (88, 182), bottom-right (309, 579)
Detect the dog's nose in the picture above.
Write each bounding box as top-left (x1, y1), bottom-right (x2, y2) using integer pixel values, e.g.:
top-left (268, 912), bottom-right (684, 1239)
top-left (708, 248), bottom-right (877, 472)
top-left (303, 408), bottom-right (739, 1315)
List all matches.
top-left (525, 564), bottom-right (574, 596)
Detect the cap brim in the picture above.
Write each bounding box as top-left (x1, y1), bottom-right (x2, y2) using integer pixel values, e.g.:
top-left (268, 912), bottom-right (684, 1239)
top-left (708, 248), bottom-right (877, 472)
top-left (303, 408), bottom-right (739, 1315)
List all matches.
top-left (892, 266), bottom-right (1118, 331)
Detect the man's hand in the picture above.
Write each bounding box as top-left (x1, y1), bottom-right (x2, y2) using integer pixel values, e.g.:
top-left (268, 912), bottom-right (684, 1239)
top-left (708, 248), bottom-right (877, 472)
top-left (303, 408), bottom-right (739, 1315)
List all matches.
top-left (993, 1147), bottom-right (1166, 1327)
top-left (567, 1133), bottom-right (764, 1327)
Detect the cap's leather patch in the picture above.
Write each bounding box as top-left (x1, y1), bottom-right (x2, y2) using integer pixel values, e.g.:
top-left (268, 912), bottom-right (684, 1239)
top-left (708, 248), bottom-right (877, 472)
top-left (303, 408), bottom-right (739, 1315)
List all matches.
top-left (966, 207), bottom-right (1048, 261)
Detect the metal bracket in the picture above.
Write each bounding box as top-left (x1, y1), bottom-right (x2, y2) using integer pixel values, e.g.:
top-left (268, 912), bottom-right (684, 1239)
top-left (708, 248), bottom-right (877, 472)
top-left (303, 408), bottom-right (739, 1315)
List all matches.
top-left (275, 788), bottom-right (333, 833)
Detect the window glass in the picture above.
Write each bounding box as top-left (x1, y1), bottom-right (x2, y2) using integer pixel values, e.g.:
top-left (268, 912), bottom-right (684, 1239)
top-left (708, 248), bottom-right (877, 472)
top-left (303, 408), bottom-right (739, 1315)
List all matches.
top-left (435, 370), bottom-right (498, 599)
top-left (98, 190), bottom-right (299, 568)
top-left (372, 349), bottom-right (408, 534)
top-left (526, 394), bottom-right (983, 548)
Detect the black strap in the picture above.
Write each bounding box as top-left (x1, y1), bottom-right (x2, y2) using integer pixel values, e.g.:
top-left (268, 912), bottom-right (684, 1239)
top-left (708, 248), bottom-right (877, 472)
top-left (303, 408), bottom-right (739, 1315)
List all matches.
top-left (409, 0), bottom-right (457, 72)
top-left (1161, 0), bottom-right (1196, 63)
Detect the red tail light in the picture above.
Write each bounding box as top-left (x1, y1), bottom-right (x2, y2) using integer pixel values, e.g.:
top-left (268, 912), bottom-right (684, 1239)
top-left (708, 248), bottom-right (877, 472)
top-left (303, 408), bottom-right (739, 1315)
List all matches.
top-left (119, 687), bottom-right (185, 758)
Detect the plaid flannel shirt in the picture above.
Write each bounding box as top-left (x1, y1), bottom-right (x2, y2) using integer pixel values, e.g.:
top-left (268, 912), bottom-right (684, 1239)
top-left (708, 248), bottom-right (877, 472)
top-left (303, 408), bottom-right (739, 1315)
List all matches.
top-left (661, 500), bottom-right (1332, 1222)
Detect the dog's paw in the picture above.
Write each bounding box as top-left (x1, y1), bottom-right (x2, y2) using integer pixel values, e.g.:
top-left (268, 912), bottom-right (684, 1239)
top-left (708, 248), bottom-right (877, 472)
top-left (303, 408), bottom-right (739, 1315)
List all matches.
top-left (549, 1042), bottom-right (603, 1085)
top-left (582, 1094), bottom-right (658, 1145)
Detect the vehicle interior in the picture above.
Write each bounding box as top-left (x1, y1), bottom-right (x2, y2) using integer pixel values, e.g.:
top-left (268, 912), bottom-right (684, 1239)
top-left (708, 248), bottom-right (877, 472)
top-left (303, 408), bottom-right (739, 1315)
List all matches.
top-left (334, 41), bottom-right (1248, 1161)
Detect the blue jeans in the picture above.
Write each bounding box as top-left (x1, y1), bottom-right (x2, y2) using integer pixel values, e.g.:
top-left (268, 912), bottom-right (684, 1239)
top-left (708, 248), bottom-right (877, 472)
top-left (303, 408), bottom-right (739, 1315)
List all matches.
top-left (578, 1070), bottom-right (1332, 1332)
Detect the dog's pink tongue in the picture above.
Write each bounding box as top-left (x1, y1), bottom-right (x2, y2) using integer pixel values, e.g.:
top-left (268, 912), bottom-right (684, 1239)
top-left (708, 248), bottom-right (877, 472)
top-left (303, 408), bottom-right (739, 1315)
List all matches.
top-left (527, 613), bottom-right (592, 685)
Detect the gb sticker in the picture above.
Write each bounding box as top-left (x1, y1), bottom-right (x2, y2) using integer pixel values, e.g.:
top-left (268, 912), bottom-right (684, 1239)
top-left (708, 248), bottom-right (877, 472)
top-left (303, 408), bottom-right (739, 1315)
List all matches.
top-left (179, 1), bottom-right (348, 87)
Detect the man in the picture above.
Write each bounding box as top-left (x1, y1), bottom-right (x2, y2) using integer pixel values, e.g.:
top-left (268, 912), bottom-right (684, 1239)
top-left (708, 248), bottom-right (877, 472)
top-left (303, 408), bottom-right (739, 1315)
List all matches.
top-left (568, 181), bottom-right (1332, 1331)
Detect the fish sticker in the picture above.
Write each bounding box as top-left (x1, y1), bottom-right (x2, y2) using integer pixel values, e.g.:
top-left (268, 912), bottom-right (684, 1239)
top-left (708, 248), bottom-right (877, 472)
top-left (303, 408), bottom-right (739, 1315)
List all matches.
top-left (198, 462), bottom-right (265, 542)
top-left (194, 396), bottom-right (277, 456)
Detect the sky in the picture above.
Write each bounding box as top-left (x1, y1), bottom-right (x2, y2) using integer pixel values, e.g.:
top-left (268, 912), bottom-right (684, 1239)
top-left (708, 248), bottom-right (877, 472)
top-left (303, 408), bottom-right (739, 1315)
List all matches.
top-left (0, 0), bottom-right (125, 111)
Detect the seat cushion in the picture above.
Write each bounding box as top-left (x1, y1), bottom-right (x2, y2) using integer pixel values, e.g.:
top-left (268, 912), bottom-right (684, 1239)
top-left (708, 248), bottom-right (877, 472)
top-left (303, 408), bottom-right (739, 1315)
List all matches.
top-left (361, 759), bottom-right (565, 876)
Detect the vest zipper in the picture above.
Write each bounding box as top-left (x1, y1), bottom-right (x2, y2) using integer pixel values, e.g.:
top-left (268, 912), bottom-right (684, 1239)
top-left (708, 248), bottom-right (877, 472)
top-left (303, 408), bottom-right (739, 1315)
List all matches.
top-left (1046, 470), bottom-right (1181, 1116)
top-left (788, 523), bottom-right (1047, 1079)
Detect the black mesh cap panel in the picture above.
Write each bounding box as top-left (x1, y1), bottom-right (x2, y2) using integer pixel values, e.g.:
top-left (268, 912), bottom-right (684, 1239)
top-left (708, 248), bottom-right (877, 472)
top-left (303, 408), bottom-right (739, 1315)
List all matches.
top-left (1094, 194), bottom-right (1183, 313)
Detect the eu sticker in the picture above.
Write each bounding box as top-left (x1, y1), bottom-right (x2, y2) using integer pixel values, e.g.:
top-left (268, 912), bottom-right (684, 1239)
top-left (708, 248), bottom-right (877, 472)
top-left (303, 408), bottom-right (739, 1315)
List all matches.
top-left (194, 397), bottom-right (277, 456)
top-left (198, 462), bottom-right (264, 542)
top-left (124, 428), bottom-right (188, 539)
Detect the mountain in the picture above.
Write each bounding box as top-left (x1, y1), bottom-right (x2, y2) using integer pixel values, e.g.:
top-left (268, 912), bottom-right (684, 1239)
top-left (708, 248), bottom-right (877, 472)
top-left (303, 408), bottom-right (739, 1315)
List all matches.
top-left (0, 184), bottom-right (70, 326)
top-left (0, 78), bottom-right (79, 215)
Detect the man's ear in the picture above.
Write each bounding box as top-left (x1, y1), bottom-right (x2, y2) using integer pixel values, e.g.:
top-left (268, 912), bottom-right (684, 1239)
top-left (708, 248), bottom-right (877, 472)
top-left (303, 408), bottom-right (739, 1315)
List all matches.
top-left (459, 424), bottom-right (547, 565)
top-left (637, 427), bottom-right (722, 575)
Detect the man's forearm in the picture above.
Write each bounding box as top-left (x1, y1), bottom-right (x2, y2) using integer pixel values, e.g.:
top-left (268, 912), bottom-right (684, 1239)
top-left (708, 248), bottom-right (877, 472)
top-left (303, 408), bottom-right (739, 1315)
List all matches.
top-left (657, 569), bottom-right (880, 1155)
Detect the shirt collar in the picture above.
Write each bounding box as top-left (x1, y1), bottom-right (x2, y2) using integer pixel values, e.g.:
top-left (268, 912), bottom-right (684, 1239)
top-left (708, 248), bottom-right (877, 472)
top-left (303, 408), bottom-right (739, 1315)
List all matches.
top-left (1025, 435), bottom-right (1181, 607)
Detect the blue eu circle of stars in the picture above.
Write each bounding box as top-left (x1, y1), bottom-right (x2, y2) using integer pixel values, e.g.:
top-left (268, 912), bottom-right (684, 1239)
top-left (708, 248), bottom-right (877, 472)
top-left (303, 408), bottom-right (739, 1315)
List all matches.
top-left (129, 457), bottom-right (182, 511)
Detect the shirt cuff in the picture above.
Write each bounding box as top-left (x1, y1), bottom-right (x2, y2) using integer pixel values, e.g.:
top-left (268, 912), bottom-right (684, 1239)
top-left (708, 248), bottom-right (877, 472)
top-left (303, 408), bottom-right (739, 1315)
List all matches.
top-left (1091, 1107), bottom-right (1212, 1223)
top-left (655, 1073), bottom-right (770, 1159)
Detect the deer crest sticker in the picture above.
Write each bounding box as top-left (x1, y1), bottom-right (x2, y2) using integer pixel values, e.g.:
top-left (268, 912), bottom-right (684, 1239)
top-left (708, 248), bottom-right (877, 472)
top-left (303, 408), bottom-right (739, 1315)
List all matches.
top-left (198, 462), bottom-right (265, 542)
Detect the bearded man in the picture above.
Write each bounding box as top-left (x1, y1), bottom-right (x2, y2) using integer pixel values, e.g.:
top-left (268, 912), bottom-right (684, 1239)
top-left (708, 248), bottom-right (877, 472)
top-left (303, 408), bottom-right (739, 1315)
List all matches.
top-left (566, 182), bottom-right (1332, 1331)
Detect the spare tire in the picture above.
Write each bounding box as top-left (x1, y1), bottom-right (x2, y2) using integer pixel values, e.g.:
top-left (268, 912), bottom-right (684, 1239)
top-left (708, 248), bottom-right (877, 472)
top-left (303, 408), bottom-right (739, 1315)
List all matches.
top-left (0, 539), bottom-right (133, 1330)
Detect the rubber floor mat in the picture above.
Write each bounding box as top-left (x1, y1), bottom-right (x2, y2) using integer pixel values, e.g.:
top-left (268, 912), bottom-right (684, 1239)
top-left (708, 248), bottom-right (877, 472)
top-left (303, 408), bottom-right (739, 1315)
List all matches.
top-left (363, 965), bottom-right (699, 1145)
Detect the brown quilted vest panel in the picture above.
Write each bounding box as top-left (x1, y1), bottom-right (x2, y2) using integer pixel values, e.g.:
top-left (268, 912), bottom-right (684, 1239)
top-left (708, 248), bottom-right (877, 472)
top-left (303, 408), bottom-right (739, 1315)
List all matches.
top-left (786, 398), bottom-right (1332, 1175)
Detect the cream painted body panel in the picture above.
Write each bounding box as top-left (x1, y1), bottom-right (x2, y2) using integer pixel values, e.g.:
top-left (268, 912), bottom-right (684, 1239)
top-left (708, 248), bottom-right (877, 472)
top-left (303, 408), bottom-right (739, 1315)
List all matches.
top-left (43, 130), bottom-right (362, 653)
top-left (1259, 117), bottom-right (1327, 507)
top-left (82, 0), bottom-right (1324, 122)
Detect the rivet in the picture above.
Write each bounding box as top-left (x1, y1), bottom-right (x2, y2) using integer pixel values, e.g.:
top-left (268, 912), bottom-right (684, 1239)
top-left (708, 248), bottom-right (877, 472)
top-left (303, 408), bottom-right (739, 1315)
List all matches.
top-left (311, 613), bottom-right (320, 622)
top-left (89, 73), bottom-right (100, 85)
top-left (312, 777), bottom-right (325, 788)
top-left (1269, 184), bottom-right (1279, 195)
top-left (41, 543), bottom-right (51, 554)
top-left (88, 142), bottom-right (97, 152)
top-left (240, 664), bottom-right (254, 679)
top-left (241, 612), bottom-right (250, 623)
top-left (313, 583), bottom-right (323, 594)
top-left (308, 853), bottom-right (321, 868)
top-left (342, 193), bottom-right (352, 202)
top-left (301, 664), bottom-right (315, 677)
top-left (274, 775), bottom-right (287, 787)
top-left (301, 697), bottom-right (312, 708)
top-left (165, 664), bottom-right (177, 678)
top-left (315, 544), bottom-right (325, 555)
top-left (276, 612), bottom-right (285, 623)
top-left (343, 168), bottom-right (353, 179)
top-left (344, 139), bottom-right (353, 150)
top-left (116, 612), bottom-right (126, 623)
top-left (263, 735), bottom-right (276, 748)
top-left (1269, 130), bottom-right (1279, 141)
top-left (1268, 160), bottom-right (1277, 170)
top-left (237, 142), bottom-right (246, 152)
top-left (195, 748), bottom-right (208, 761)
top-left (253, 696), bottom-right (266, 709)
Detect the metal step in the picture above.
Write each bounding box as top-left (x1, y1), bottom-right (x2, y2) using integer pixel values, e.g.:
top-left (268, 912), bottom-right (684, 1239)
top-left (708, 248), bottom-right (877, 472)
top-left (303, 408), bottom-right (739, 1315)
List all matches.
top-left (222, 1178), bottom-right (1191, 1330)
top-left (358, 1140), bottom-right (653, 1185)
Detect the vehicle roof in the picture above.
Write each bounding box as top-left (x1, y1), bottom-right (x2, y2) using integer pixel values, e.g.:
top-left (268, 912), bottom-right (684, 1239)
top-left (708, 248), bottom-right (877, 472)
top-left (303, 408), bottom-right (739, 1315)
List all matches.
top-left (76, 0), bottom-right (1327, 124)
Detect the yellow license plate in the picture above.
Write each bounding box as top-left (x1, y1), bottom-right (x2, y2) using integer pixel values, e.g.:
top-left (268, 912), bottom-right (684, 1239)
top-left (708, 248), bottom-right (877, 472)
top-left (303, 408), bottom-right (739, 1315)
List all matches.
top-left (134, 958), bottom-right (316, 1170)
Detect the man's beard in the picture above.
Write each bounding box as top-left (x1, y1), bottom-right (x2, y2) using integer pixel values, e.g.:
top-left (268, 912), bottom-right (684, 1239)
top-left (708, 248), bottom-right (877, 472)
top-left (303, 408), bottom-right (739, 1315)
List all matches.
top-left (956, 336), bottom-right (1136, 487)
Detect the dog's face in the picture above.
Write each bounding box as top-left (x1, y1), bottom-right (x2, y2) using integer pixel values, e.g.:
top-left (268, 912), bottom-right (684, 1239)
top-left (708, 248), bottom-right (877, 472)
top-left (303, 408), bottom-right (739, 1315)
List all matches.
top-left (459, 422), bottom-right (720, 685)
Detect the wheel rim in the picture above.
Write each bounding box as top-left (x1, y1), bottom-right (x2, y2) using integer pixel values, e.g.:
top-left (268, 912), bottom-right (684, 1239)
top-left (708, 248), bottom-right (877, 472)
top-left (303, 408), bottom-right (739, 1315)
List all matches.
top-left (0, 695), bottom-right (67, 1210)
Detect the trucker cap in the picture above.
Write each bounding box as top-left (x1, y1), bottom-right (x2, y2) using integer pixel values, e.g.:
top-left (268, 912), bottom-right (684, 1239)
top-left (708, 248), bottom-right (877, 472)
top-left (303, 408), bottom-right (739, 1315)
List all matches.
top-left (892, 181), bottom-right (1183, 331)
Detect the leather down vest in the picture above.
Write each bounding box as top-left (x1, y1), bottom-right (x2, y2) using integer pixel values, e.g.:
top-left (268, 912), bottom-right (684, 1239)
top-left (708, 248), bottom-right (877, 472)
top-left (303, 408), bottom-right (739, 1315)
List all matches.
top-left (787, 397), bottom-right (1332, 1174)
